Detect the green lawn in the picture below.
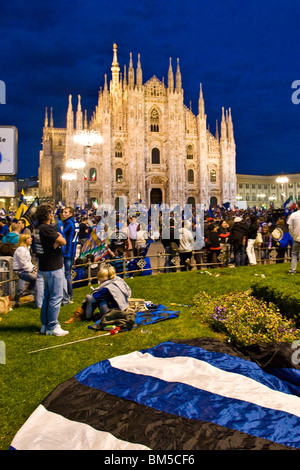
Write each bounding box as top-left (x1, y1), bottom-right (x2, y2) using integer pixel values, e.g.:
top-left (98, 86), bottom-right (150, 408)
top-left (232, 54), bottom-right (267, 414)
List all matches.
top-left (0, 263), bottom-right (296, 450)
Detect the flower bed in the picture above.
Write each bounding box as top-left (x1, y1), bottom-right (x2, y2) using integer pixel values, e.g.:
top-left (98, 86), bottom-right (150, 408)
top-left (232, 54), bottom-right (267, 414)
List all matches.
top-left (192, 291), bottom-right (300, 346)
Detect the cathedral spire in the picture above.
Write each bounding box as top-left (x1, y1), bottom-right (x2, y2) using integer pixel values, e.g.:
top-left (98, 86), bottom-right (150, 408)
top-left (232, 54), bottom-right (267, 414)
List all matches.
top-left (67, 94), bottom-right (74, 131)
top-left (198, 83), bottom-right (205, 117)
top-left (168, 57), bottom-right (174, 91)
top-left (76, 94), bottom-right (83, 130)
top-left (136, 53), bottom-right (143, 89)
top-left (103, 74), bottom-right (109, 110)
top-left (128, 52), bottom-right (135, 89)
top-left (111, 43), bottom-right (120, 94)
top-left (227, 107), bottom-right (234, 141)
top-left (44, 107), bottom-right (48, 128)
top-left (215, 119), bottom-right (219, 141)
top-left (175, 58), bottom-right (182, 92)
top-left (220, 107), bottom-right (227, 142)
top-left (123, 65), bottom-right (127, 90)
top-left (50, 107), bottom-right (53, 127)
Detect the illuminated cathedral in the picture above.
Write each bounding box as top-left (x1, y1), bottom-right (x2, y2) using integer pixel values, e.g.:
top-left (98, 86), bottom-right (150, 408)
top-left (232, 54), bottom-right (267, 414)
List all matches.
top-left (38, 44), bottom-right (237, 208)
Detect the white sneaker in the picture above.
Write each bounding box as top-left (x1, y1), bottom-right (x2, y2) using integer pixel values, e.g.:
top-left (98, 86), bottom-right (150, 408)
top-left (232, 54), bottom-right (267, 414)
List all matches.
top-left (46, 325), bottom-right (69, 336)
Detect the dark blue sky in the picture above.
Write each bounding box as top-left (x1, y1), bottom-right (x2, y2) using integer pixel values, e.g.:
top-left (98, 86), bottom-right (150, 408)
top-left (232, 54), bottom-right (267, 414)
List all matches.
top-left (0, 0), bottom-right (300, 178)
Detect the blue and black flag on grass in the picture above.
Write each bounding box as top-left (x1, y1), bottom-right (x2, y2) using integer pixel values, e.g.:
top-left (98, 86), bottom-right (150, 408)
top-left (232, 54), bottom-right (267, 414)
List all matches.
top-left (10, 338), bottom-right (300, 450)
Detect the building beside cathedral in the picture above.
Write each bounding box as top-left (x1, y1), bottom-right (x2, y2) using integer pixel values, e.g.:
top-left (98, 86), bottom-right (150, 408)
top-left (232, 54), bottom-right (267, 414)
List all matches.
top-left (38, 44), bottom-right (237, 208)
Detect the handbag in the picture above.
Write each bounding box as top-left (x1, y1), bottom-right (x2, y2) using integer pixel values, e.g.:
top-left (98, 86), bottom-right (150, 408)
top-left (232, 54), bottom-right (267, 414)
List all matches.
top-left (255, 231), bottom-right (263, 245)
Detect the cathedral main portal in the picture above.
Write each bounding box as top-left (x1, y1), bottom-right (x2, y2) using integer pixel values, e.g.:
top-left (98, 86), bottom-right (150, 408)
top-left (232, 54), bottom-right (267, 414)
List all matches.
top-left (150, 188), bottom-right (162, 205)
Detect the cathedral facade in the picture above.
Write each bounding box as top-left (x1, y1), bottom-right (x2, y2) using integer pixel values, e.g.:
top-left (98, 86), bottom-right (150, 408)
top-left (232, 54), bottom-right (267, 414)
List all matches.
top-left (38, 44), bottom-right (237, 209)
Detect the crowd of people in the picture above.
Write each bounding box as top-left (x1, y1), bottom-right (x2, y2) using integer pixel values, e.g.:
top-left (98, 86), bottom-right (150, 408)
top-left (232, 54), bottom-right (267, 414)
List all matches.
top-left (0, 201), bottom-right (299, 336)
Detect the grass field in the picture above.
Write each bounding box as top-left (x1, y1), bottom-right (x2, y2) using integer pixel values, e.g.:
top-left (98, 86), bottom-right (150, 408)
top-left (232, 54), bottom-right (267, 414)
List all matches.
top-left (0, 262), bottom-right (297, 450)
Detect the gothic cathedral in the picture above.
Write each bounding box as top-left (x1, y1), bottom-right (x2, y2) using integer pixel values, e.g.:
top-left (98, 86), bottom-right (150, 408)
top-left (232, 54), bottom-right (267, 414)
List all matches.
top-left (38, 44), bottom-right (237, 208)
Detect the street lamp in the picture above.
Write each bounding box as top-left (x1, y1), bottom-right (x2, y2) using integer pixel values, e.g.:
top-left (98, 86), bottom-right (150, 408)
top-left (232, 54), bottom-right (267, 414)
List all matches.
top-left (276, 176), bottom-right (289, 203)
top-left (62, 172), bottom-right (77, 206)
top-left (74, 130), bottom-right (103, 207)
top-left (276, 176), bottom-right (289, 184)
top-left (64, 158), bottom-right (85, 206)
top-left (65, 158), bottom-right (85, 171)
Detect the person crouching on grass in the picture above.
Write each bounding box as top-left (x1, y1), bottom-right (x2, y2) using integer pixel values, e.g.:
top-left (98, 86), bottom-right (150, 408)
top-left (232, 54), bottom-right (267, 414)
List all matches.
top-left (65, 266), bottom-right (131, 323)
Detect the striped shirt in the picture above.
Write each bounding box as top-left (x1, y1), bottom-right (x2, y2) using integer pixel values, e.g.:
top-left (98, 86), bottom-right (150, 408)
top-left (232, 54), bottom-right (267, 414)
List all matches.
top-left (62, 217), bottom-right (79, 258)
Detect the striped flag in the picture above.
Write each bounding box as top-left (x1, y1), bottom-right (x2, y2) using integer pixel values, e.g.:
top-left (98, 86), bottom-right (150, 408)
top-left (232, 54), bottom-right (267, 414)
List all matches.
top-left (10, 338), bottom-right (300, 450)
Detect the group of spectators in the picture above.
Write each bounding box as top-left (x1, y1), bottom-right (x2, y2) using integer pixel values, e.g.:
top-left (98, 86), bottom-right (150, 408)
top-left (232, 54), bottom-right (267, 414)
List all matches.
top-left (1, 201), bottom-right (300, 336)
top-left (201, 209), bottom-right (295, 268)
top-left (0, 206), bottom-right (80, 336)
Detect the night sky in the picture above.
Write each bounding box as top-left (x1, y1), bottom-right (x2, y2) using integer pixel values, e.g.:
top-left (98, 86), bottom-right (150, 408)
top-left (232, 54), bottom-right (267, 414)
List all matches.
top-left (1, 0), bottom-right (300, 178)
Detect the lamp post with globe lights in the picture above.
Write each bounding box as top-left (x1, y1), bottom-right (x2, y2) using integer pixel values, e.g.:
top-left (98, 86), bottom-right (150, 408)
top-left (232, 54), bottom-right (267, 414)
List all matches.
top-left (73, 130), bottom-right (103, 207)
top-left (63, 158), bottom-right (85, 206)
top-left (276, 176), bottom-right (289, 203)
top-left (62, 172), bottom-right (77, 206)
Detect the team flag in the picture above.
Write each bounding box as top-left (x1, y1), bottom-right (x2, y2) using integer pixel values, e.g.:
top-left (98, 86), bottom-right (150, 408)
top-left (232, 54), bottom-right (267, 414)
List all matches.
top-left (15, 189), bottom-right (28, 220)
top-left (284, 196), bottom-right (297, 215)
top-left (79, 227), bottom-right (108, 261)
top-left (21, 197), bottom-right (39, 227)
top-left (10, 338), bottom-right (300, 450)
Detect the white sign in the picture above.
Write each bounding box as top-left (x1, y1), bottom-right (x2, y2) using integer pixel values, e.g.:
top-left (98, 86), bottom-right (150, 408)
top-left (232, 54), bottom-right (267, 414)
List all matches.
top-left (0, 181), bottom-right (16, 197)
top-left (236, 200), bottom-right (247, 210)
top-left (0, 126), bottom-right (17, 175)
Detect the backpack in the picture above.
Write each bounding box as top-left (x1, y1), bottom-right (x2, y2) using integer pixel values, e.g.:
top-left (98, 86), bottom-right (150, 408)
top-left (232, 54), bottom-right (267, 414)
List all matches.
top-left (88, 308), bottom-right (136, 331)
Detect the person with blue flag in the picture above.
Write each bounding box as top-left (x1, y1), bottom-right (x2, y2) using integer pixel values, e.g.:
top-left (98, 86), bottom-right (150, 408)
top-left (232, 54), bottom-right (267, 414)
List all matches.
top-left (61, 207), bottom-right (79, 302)
top-left (0, 217), bottom-right (9, 240)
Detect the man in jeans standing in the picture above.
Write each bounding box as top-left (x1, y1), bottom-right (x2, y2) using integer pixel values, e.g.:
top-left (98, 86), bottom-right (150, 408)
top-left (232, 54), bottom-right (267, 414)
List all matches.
top-left (287, 201), bottom-right (300, 274)
top-left (62, 207), bottom-right (79, 303)
top-left (35, 204), bottom-right (68, 336)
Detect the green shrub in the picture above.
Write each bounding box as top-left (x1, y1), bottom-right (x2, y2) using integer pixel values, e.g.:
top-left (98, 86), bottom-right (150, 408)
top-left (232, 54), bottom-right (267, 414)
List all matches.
top-left (192, 291), bottom-right (300, 346)
top-left (251, 279), bottom-right (300, 324)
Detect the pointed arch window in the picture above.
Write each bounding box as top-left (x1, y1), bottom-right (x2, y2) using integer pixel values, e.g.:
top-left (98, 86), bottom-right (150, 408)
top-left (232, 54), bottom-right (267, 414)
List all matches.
top-left (151, 148), bottom-right (160, 164)
top-left (89, 167), bottom-right (97, 182)
top-left (115, 142), bottom-right (123, 158)
top-left (210, 169), bottom-right (216, 183)
top-left (188, 169), bottom-right (194, 183)
top-left (186, 145), bottom-right (193, 159)
top-left (150, 108), bottom-right (159, 132)
top-left (116, 168), bottom-right (123, 182)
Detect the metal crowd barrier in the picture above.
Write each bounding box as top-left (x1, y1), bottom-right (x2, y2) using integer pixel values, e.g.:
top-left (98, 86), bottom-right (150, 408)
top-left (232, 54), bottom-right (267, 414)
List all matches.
top-left (0, 257), bottom-right (17, 298)
top-left (0, 246), bottom-right (293, 300)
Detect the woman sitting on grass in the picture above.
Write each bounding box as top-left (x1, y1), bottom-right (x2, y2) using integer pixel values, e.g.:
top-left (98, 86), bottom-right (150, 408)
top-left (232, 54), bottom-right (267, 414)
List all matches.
top-left (65, 265), bottom-right (131, 323)
top-left (13, 233), bottom-right (37, 296)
